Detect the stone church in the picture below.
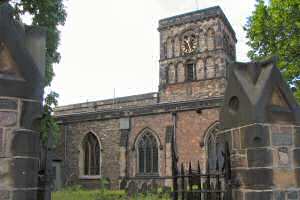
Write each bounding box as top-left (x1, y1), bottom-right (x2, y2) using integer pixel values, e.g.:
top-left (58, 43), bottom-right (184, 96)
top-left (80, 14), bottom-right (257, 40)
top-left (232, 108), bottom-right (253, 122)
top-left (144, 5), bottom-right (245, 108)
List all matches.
top-left (54, 6), bottom-right (237, 189)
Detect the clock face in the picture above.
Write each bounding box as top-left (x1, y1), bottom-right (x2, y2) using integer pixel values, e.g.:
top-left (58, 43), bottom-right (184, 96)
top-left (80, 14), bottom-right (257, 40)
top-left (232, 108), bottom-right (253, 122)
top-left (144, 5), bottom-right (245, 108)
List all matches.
top-left (182, 35), bottom-right (197, 54)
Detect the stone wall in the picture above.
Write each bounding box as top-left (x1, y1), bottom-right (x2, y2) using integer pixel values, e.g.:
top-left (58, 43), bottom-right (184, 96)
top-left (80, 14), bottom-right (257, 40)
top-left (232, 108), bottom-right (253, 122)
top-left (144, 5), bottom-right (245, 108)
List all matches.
top-left (125, 108), bottom-right (220, 177)
top-left (159, 78), bottom-right (226, 102)
top-left (55, 93), bottom-right (158, 116)
top-left (158, 7), bottom-right (236, 61)
top-left (158, 6), bottom-right (236, 103)
top-left (127, 113), bottom-right (172, 177)
top-left (0, 3), bottom-right (45, 200)
top-left (0, 98), bottom-right (41, 200)
top-left (176, 108), bottom-right (219, 168)
top-left (56, 104), bottom-right (222, 189)
top-left (54, 6), bottom-right (234, 191)
top-left (56, 119), bottom-right (121, 189)
top-left (217, 123), bottom-right (300, 200)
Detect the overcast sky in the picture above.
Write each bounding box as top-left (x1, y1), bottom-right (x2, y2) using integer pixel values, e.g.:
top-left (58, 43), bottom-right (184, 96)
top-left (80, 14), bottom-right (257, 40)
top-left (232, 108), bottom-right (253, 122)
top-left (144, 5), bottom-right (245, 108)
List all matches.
top-left (51, 0), bottom-right (256, 106)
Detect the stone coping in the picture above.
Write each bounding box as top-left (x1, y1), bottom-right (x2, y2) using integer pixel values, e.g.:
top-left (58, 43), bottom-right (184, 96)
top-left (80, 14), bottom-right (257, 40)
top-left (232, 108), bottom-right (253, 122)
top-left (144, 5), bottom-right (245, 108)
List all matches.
top-left (158, 6), bottom-right (236, 42)
top-left (216, 123), bottom-right (300, 137)
top-left (55, 97), bottom-right (223, 123)
top-left (55, 92), bottom-right (158, 113)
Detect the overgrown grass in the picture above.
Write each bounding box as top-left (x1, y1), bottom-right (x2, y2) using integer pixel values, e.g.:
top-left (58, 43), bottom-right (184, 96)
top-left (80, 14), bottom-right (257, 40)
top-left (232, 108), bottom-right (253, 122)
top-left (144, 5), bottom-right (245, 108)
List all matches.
top-left (52, 186), bottom-right (170, 200)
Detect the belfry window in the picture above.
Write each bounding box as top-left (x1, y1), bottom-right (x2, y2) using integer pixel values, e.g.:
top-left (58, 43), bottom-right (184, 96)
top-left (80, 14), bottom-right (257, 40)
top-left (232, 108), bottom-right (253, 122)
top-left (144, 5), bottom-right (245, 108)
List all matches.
top-left (187, 63), bottom-right (196, 81)
top-left (137, 132), bottom-right (159, 175)
top-left (83, 133), bottom-right (100, 176)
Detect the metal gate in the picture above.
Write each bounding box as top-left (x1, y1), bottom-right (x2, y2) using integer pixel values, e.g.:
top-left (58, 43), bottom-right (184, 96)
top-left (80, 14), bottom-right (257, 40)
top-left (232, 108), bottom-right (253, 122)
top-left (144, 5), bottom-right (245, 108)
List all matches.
top-left (171, 142), bottom-right (231, 200)
top-left (123, 142), bottom-right (231, 200)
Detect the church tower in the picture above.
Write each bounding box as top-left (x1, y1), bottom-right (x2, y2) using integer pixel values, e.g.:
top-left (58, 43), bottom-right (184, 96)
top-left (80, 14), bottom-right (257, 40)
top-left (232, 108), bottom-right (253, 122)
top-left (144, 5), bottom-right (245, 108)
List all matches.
top-left (158, 6), bottom-right (237, 102)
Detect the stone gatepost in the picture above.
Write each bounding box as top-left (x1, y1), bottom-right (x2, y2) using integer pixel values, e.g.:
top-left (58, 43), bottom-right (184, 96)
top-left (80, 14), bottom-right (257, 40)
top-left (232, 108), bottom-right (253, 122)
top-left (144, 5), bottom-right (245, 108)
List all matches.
top-left (219, 58), bottom-right (300, 200)
top-left (0, 3), bottom-right (46, 200)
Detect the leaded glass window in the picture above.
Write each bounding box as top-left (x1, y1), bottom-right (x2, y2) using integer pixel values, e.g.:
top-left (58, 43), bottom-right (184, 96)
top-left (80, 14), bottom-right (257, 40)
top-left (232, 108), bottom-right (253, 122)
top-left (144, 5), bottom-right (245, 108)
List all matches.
top-left (206, 123), bottom-right (220, 172)
top-left (83, 133), bottom-right (100, 176)
top-left (207, 133), bottom-right (217, 171)
top-left (137, 132), bottom-right (159, 175)
top-left (187, 63), bottom-right (195, 81)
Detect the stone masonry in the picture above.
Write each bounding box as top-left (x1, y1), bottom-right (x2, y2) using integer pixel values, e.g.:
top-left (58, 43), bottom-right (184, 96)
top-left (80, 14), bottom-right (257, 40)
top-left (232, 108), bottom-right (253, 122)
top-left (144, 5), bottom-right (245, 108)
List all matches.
top-left (218, 59), bottom-right (300, 200)
top-left (54, 6), bottom-right (235, 190)
top-left (217, 124), bottom-right (300, 200)
top-left (54, 6), bottom-right (300, 199)
top-left (0, 3), bottom-right (46, 200)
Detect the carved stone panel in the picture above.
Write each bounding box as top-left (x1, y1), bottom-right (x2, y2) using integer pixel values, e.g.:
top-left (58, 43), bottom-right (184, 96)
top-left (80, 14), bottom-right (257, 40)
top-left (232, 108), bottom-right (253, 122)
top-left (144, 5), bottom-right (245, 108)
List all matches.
top-left (271, 87), bottom-right (289, 108)
top-left (0, 42), bottom-right (21, 78)
top-left (278, 147), bottom-right (289, 166)
top-left (0, 99), bottom-right (17, 110)
top-left (0, 111), bottom-right (17, 127)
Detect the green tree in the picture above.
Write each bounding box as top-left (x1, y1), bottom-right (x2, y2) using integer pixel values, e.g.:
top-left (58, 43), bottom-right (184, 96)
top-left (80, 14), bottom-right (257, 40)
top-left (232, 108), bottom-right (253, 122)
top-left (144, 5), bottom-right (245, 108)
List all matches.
top-left (244, 0), bottom-right (300, 102)
top-left (1, 0), bottom-right (66, 142)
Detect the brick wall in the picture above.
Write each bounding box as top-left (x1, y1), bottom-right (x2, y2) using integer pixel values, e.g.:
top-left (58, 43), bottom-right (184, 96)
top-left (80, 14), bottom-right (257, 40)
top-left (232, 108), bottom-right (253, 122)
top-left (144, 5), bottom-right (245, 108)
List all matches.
top-left (128, 113), bottom-right (172, 177)
top-left (159, 78), bottom-right (226, 103)
top-left (176, 108), bottom-right (219, 169)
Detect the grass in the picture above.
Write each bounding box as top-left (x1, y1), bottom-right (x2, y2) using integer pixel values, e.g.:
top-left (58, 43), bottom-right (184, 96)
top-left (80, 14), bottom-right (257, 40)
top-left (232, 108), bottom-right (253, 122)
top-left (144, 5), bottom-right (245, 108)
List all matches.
top-left (52, 186), bottom-right (171, 200)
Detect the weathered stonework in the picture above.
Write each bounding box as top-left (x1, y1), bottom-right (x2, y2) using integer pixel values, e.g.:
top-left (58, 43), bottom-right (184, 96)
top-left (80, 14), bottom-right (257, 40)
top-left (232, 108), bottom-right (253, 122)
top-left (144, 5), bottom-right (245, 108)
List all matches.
top-left (0, 3), bottom-right (46, 200)
top-left (218, 58), bottom-right (300, 199)
top-left (218, 124), bottom-right (300, 199)
top-left (54, 6), bottom-right (300, 199)
top-left (158, 6), bottom-right (236, 103)
top-left (54, 6), bottom-right (235, 190)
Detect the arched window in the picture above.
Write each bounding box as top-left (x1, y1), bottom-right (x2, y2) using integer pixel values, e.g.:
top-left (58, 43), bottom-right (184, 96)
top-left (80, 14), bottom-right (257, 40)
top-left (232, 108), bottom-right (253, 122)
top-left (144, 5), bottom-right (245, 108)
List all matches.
top-left (168, 64), bottom-right (176, 84)
top-left (205, 122), bottom-right (220, 172)
top-left (137, 131), bottom-right (159, 175)
top-left (177, 62), bottom-right (185, 82)
top-left (207, 28), bottom-right (215, 51)
top-left (199, 29), bottom-right (206, 52)
top-left (166, 38), bottom-right (173, 59)
top-left (206, 57), bottom-right (215, 78)
top-left (196, 59), bottom-right (205, 80)
top-left (186, 62), bottom-right (196, 81)
top-left (174, 36), bottom-right (181, 57)
top-left (82, 133), bottom-right (100, 176)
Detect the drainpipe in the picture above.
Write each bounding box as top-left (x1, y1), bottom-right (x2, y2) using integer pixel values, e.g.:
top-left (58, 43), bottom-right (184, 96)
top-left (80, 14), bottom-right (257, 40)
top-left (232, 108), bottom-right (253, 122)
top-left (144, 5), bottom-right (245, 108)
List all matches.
top-left (171, 112), bottom-right (178, 197)
top-left (172, 112), bottom-right (178, 163)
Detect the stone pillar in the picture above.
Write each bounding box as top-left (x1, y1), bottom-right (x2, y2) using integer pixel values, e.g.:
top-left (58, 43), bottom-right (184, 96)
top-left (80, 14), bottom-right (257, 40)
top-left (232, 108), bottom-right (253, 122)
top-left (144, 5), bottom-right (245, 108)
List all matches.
top-left (219, 59), bottom-right (300, 200)
top-left (119, 118), bottom-right (130, 187)
top-left (0, 3), bottom-right (45, 200)
top-left (164, 126), bottom-right (173, 187)
top-left (218, 124), bottom-right (300, 200)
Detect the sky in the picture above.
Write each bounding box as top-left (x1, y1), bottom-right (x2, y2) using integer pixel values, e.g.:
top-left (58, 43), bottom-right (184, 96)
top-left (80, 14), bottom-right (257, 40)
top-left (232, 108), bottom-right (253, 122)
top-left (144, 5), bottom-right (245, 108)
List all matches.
top-left (51, 0), bottom-right (256, 106)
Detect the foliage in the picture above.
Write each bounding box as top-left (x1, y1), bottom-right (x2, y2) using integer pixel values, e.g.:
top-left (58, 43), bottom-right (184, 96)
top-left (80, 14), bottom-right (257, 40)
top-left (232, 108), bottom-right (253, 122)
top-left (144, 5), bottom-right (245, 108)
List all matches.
top-left (244, 0), bottom-right (300, 101)
top-left (52, 188), bottom-right (170, 200)
top-left (2, 0), bottom-right (67, 142)
top-left (11, 0), bottom-right (67, 86)
top-left (40, 91), bottom-right (60, 144)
